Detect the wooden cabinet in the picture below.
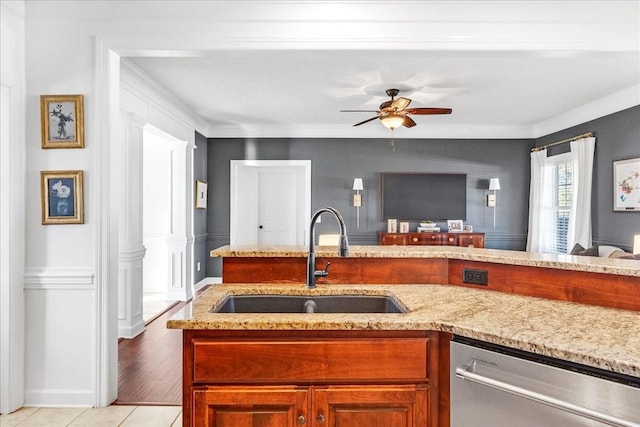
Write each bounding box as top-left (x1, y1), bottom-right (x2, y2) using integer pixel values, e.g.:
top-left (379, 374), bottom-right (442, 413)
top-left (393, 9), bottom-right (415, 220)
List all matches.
top-left (193, 385), bottom-right (427, 427)
top-left (192, 386), bottom-right (308, 427)
top-left (379, 232), bottom-right (485, 248)
top-left (379, 232), bottom-right (410, 245)
top-left (456, 233), bottom-right (485, 248)
top-left (315, 385), bottom-right (428, 427)
top-left (183, 331), bottom-right (435, 427)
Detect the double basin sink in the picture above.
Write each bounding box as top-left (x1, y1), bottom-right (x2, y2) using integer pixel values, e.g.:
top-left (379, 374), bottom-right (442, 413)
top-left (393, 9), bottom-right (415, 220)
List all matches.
top-left (210, 294), bottom-right (407, 314)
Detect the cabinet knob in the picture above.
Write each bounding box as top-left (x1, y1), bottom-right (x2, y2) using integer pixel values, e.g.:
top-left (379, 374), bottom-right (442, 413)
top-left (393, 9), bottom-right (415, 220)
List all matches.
top-left (449, 237), bottom-right (454, 242)
top-left (297, 414), bottom-right (306, 425)
top-left (316, 413), bottom-right (325, 424)
top-left (412, 237), bottom-right (418, 242)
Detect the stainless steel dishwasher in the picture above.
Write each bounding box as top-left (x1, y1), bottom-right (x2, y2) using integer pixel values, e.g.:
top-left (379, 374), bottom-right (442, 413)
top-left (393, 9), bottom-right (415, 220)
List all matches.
top-left (450, 337), bottom-right (640, 426)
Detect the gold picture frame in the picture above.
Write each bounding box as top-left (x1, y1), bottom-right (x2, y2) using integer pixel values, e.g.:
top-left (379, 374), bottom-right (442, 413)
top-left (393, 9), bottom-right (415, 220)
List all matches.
top-left (40, 94), bottom-right (85, 149)
top-left (41, 170), bottom-right (84, 224)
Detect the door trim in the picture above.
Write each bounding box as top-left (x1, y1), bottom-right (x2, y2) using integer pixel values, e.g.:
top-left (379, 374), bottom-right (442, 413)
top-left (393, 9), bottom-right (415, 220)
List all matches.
top-left (230, 160), bottom-right (311, 246)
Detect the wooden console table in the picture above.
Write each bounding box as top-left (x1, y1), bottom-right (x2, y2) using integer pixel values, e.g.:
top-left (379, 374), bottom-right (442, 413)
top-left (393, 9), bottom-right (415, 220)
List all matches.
top-left (378, 232), bottom-right (485, 248)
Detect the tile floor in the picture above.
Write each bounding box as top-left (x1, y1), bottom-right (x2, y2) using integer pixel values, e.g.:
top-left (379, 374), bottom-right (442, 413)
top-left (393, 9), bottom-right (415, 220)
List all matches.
top-left (0, 405), bottom-right (182, 426)
top-left (1, 297), bottom-right (183, 426)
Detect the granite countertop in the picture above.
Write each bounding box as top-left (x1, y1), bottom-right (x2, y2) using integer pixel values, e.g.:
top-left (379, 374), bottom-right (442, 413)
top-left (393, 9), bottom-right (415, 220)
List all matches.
top-left (210, 245), bottom-right (640, 277)
top-left (168, 283), bottom-right (640, 379)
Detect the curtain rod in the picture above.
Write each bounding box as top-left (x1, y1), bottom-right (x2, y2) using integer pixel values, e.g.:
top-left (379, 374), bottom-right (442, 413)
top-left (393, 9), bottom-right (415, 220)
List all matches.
top-left (531, 132), bottom-right (594, 152)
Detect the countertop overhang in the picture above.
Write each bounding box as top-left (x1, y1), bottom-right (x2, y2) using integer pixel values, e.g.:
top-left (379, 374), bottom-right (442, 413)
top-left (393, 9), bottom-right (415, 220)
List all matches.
top-left (210, 245), bottom-right (640, 277)
top-left (168, 283), bottom-right (640, 379)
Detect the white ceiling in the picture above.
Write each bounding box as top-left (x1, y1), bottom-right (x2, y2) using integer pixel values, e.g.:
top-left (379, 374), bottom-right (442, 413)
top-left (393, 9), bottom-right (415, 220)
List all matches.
top-left (124, 1), bottom-right (640, 139)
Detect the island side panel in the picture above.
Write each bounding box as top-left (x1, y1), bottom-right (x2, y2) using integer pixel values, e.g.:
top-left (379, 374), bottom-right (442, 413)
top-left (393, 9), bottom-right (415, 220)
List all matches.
top-left (222, 257), bottom-right (306, 283)
top-left (448, 260), bottom-right (640, 311)
top-left (222, 257), bottom-right (449, 285)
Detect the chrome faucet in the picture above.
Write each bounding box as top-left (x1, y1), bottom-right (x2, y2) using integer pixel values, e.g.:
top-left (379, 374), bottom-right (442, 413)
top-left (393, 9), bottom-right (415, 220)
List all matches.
top-left (307, 207), bottom-right (349, 288)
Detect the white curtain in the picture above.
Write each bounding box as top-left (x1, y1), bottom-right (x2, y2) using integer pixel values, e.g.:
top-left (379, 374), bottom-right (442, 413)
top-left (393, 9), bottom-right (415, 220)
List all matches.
top-left (567, 137), bottom-right (596, 249)
top-left (526, 149), bottom-right (551, 252)
top-left (526, 136), bottom-right (596, 253)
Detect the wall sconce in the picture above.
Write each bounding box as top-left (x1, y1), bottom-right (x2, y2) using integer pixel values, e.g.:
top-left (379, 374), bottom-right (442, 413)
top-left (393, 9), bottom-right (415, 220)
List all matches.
top-left (634, 234), bottom-right (640, 255)
top-left (353, 178), bottom-right (363, 228)
top-left (487, 178), bottom-right (501, 227)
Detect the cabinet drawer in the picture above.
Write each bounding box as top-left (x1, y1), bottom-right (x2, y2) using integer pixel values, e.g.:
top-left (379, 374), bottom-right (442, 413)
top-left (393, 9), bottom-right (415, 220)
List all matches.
top-left (410, 233), bottom-right (441, 245)
top-left (192, 339), bottom-right (428, 383)
top-left (379, 233), bottom-right (409, 245)
top-left (410, 233), bottom-right (457, 245)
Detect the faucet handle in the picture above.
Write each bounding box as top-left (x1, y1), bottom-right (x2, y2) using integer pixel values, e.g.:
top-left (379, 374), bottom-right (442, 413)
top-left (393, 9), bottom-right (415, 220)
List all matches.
top-left (315, 261), bottom-right (331, 278)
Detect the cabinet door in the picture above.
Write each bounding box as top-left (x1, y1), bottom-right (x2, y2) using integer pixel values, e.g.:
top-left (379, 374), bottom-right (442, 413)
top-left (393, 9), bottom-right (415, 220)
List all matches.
top-left (458, 233), bottom-right (485, 248)
top-left (313, 385), bottom-right (428, 427)
top-left (192, 386), bottom-right (309, 427)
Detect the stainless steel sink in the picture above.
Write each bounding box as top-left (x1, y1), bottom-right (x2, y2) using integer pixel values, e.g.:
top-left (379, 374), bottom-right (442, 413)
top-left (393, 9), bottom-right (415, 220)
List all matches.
top-left (210, 295), bottom-right (407, 314)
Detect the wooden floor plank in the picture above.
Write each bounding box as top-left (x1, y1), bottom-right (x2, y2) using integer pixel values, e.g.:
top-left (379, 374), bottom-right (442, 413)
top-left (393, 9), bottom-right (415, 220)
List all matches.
top-left (114, 302), bottom-right (185, 405)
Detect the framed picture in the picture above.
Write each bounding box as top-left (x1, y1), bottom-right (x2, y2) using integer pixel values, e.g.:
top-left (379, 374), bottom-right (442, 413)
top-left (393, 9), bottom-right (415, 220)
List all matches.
top-left (447, 219), bottom-right (463, 232)
top-left (463, 224), bottom-right (473, 232)
top-left (41, 170), bottom-right (84, 224)
top-left (613, 158), bottom-right (640, 211)
top-left (195, 180), bottom-right (208, 209)
top-left (40, 94), bottom-right (85, 149)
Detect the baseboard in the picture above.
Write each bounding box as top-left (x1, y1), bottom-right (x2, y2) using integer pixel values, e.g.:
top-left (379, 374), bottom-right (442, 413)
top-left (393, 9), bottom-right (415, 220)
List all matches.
top-left (118, 319), bottom-right (146, 339)
top-left (24, 389), bottom-right (94, 408)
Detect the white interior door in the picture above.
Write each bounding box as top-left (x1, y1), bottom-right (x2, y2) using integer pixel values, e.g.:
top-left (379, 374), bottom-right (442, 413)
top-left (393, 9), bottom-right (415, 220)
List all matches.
top-left (257, 169), bottom-right (296, 245)
top-left (231, 160), bottom-right (311, 246)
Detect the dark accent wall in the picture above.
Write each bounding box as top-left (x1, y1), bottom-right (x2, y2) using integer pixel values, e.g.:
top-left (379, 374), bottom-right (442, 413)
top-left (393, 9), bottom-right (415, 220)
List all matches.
top-left (193, 131), bottom-right (208, 283)
top-left (206, 137), bottom-right (534, 276)
top-left (535, 105), bottom-right (640, 250)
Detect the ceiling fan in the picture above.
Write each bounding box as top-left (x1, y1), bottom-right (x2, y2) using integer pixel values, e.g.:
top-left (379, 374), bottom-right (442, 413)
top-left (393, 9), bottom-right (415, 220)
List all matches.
top-left (341, 88), bottom-right (452, 130)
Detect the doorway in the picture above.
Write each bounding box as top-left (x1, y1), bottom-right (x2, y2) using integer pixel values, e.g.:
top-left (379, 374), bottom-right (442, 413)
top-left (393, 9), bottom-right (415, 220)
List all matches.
top-left (141, 125), bottom-right (185, 321)
top-left (230, 160), bottom-right (311, 246)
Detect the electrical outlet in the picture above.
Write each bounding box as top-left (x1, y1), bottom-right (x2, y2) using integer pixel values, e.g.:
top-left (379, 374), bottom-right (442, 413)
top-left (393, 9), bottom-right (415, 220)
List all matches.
top-left (463, 268), bottom-right (488, 285)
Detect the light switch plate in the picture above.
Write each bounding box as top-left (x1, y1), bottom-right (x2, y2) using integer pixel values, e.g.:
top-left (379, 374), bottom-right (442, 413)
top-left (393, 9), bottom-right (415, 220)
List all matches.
top-left (487, 194), bottom-right (496, 207)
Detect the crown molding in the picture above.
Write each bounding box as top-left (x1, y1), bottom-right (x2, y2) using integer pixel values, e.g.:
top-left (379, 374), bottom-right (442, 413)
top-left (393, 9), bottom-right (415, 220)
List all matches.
top-left (534, 85), bottom-right (640, 138)
top-left (120, 58), bottom-right (210, 136)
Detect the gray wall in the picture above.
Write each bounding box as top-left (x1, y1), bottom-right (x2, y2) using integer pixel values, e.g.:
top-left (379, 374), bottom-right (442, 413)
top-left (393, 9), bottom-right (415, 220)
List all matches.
top-left (206, 137), bottom-right (535, 276)
top-left (193, 131), bottom-right (208, 283)
top-left (535, 105), bottom-right (640, 251)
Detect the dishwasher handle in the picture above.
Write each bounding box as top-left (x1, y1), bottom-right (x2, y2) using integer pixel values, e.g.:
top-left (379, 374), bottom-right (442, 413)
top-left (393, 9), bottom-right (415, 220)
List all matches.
top-left (456, 359), bottom-right (639, 427)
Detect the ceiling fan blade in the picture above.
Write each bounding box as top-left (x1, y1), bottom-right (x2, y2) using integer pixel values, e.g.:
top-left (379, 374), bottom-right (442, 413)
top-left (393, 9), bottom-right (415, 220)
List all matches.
top-left (403, 116), bottom-right (417, 128)
top-left (391, 97), bottom-right (411, 111)
top-left (341, 109), bottom-right (379, 113)
top-left (406, 107), bottom-right (452, 115)
top-left (352, 116), bottom-right (380, 127)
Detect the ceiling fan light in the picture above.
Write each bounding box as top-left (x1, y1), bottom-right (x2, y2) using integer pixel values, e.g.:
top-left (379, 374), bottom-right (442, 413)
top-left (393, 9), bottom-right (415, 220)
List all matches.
top-left (380, 114), bottom-right (405, 130)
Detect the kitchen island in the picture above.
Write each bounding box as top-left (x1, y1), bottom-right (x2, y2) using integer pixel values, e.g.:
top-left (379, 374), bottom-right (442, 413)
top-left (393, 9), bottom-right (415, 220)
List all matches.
top-left (169, 246), bottom-right (639, 426)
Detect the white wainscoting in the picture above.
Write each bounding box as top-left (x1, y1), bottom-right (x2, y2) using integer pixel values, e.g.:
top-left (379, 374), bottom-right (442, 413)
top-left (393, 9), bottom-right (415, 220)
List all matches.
top-left (23, 268), bottom-right (96, 407)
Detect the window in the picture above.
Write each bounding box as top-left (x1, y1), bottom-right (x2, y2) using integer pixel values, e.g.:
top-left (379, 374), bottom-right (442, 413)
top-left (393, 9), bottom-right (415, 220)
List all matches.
top-left (553, 161), bottom-right (573, 253)
top-left (536, 153), bottom-right (574, 253)
top-left (527, 137), bottom-right (595, 254)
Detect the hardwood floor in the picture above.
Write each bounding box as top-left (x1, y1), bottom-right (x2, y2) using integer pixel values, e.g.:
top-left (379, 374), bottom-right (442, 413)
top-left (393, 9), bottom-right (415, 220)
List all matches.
top-left (115, 302), bottom-right (186, 405)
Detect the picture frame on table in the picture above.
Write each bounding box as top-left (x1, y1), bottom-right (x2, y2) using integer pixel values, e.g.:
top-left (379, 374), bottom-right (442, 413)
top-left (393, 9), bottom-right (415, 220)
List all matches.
top-left (447, 219), bottom-right (463, 232)
top-left (40, 94), bottom-right (85, 149)
top-left (195, 180), bottom-right (208, 209)
top-left (462, 224), bottom-right (473, 232)
top-left (613, 157), bottom-right (640, 212)
top-left (41, 170), bottom-right (84, 224)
